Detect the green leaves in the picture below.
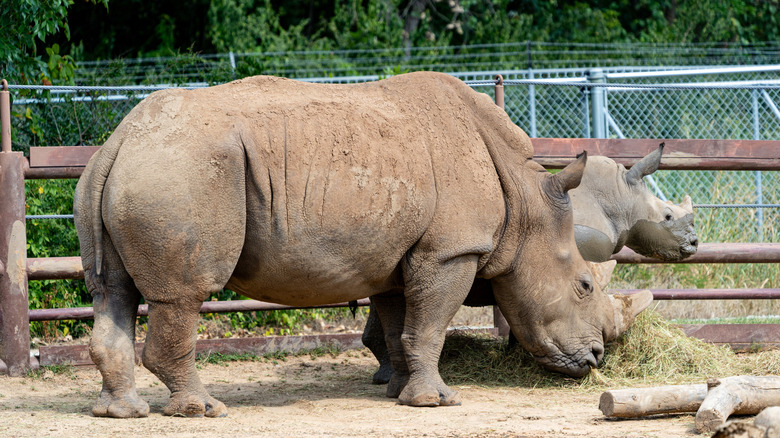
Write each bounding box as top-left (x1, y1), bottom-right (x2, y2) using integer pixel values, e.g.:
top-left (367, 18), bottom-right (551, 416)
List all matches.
top-left (0, 0), bottom-right (107, 84)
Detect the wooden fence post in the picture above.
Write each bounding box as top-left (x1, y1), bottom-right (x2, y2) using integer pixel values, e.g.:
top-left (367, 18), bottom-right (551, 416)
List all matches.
top-left (0, 79), bottom-right (32, 376)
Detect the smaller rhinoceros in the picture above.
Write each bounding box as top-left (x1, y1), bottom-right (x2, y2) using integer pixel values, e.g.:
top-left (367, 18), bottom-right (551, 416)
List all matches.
top-left (364, 144), bottom-right (697, 384)
top-left (572, 143), bottom-right (698, 262)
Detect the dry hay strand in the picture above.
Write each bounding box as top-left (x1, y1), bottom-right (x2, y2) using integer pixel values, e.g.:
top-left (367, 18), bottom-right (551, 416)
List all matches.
top-left (439, 310), bottom-right (780, 389)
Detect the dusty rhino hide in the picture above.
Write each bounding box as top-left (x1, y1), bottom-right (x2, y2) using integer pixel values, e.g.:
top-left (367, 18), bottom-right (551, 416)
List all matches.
top-left (74, 71), bottom-right (651, 418)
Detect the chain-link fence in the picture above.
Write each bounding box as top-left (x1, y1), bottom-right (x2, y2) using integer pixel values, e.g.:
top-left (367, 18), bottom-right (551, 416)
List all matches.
top-left (7, 64), bottom-right (780, 244)
top-left (71, 42), bottom-right (780, 85)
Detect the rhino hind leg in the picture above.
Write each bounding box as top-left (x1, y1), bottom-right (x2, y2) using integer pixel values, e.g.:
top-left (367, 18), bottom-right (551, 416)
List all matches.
top-left (395, 254), bottom-right (479, 407)
top-left (88, 237), bottom-right (149, 418)
top-left (362, 300), bottom-right (394, 384)
top-left (371, 292), bottom-right (408, 397)
top-left (139, 296), bottom-right (226, 418)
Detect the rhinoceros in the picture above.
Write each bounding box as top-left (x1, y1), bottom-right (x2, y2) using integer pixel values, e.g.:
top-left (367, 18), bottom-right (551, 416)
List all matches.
top-left (363, 145), bottom-right (698, 384)
top-left (74, 71), bottom-right (652, 418)
top-left (572, 144), bottom-right (698, 263)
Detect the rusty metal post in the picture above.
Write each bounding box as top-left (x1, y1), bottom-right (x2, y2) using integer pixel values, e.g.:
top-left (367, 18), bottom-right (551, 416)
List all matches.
top-left (1, 80), bottom-right (10, 153)
top-left (0, 79), bottom-right (31, 376)
top-left (494, 74), bottom-right (504, 110)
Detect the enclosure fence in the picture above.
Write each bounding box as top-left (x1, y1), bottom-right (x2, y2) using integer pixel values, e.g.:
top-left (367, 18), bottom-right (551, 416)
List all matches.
top-left (2, 68), bottom-right (780, 375)
top-left (72, 41), bottom-right (780, 85)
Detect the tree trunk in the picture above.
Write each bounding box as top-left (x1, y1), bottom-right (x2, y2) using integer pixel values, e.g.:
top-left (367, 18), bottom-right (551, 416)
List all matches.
top-left (402, 0), bottom-right (428, 59)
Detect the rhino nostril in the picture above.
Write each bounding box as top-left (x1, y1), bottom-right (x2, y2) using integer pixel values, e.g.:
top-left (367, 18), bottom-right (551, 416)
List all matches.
top-left (690, 238), bottom-right (698, 247)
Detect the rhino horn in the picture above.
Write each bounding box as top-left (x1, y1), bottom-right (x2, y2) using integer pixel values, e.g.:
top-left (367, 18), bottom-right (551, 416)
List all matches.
top-left (626, 143), bottom-right (664, 185)
top-left (545, 151), bottom-right (587, 195)
top-left (681, 195), bottom-right (694, 213)
top-left (609, 289), bottom-right (653, 338)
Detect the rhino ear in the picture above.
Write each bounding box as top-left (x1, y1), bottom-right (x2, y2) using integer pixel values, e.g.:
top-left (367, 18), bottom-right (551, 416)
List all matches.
top-left (609, 289), bottom-right (654, 339)
top-left (545, 151), bottom-right (587, 196)
top-left (626, 143), bottom-right (664, 185)
top-left (680, 195), bottom-right (693, 214)
top-left (586, 260), bottom-right (617, 291)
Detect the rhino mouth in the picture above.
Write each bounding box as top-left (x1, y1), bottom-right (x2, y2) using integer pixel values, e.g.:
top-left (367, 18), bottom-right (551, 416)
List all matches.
top-left (532, 342), bottom-right (603, 378)
top-left (649, 238), bottom-right (698, 261)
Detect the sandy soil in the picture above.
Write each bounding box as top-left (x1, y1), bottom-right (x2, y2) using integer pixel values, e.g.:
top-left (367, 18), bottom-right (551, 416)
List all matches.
top-left (0, 349), bottom-right (708, 438)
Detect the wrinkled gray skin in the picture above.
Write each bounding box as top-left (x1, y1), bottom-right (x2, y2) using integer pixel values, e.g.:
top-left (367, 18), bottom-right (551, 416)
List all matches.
top-left (74, 72), bottom-right (652, 418)
top-left (364, 145), bottom-right (695, 384)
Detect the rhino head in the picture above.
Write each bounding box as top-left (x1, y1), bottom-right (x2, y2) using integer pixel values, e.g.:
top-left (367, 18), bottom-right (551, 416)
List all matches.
top-left (621, 144), bottom-right (698, 261)
top-left (488, 152), bottom-right (653, 377)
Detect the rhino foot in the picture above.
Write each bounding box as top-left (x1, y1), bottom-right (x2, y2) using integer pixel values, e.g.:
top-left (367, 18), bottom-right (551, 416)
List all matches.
top-left (92, 390), bottom-right (150, 418)
top-left (372, 362), bottom-right (394, 385)
top-left (397, 379), bottom-right (461, 407)
top-left (163, 392), bottom-right (227, 418)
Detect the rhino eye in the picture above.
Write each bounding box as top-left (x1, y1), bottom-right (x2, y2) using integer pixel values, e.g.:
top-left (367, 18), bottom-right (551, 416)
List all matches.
top-left (665, 214), bottom-right (672, 221)
top-left (580, 280), bottom-right (592, 294)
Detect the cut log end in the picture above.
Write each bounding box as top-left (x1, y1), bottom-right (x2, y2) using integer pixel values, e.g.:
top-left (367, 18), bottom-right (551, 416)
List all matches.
top-left (696, 409), bottom-right (728, 433)
top-left (599, 392), bottom-right (615, 417)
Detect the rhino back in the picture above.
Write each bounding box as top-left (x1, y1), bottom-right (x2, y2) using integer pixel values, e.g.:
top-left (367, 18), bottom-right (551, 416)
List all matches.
top-left (228, 74), bottom-right (509, 303)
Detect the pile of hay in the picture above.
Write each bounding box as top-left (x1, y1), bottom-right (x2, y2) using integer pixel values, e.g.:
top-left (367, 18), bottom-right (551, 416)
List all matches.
top-left (439, 310), bottom-right (780, 389)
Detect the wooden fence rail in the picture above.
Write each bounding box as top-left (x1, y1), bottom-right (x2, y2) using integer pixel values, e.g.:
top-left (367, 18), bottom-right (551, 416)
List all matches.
top-left (1, 78), bottom-right (779, 375)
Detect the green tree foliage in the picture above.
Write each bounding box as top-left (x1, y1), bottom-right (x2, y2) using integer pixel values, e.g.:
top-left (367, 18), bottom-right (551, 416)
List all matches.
top-left (24, 0), bottom-right (778, 68)
top-left (0, 0), bottom-right (108, 84)
top-left (26, 179), bottom-right (91, 339)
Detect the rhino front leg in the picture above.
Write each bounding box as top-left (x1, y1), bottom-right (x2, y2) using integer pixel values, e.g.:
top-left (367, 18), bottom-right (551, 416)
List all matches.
top-left (397, 254), bottom-right (478, 407)
top-left (142, 299), bottom-right (227, 418)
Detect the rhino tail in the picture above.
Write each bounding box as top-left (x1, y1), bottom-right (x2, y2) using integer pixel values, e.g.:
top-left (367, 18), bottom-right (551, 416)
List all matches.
top-left (88, 137), bottom-right (123, 277)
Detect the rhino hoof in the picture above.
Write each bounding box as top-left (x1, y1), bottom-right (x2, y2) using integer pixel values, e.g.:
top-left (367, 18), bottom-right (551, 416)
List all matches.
top-left (163, 393), bottom-right (227, 418)
top-left (397, 382), bottom-right (461, 407)
top-left (92, 392), bottom-right (150, 418)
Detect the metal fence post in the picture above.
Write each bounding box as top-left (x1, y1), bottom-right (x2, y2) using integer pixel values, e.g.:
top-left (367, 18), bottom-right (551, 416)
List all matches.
top-left (528, 70), bottom-right (537, 137)
top-left (752, 89), bottom-right (764, 241)
top-left (0, 79), bottom-right (32, 376)
top-left (494, 74), bottom-right (504, 110)
top-left (587, 68), bottom-right (607, 138)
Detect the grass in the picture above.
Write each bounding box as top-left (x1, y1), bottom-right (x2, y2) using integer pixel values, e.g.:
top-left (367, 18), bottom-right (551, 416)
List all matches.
top-left (196, 343), bottom-right (344, 366)
top-left (438, 310), bottom-right (780, 390)
top-left (672, 315), bottom-right (780, 325)
top-left (26, 364), bottom-right (75, 379)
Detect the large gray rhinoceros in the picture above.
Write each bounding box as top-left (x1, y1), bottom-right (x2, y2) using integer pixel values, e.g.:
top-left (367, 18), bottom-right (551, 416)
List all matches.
top-left (74, 71), bottom-right (652, 418)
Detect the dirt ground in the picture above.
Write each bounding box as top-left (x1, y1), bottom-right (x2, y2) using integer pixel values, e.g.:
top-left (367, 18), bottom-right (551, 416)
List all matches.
top-left (0, 348), bottom-right (709, 438)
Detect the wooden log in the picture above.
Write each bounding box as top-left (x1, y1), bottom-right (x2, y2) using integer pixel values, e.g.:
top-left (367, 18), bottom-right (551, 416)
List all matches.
top-left (599, 384), bottom-right (708, 418)
top-left (27, 256), bottom-right (84, 280)
top-left (696, 376), bottom-right (780, 433)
